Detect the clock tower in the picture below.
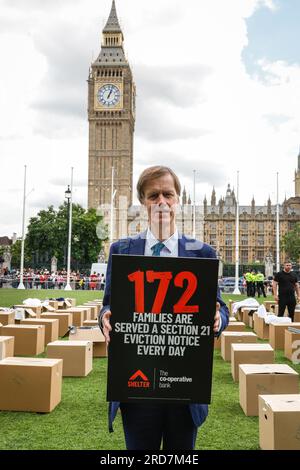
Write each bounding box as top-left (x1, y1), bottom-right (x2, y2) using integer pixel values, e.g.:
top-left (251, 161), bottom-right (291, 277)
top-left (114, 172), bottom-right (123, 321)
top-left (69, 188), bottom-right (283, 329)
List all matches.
top-left (88, 1), bottom-right (135, 229)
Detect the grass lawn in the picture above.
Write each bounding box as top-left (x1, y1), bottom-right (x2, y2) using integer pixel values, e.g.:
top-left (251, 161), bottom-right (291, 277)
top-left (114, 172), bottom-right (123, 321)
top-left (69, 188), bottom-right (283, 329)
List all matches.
top-left (1, 289), bottom-right (298, 450)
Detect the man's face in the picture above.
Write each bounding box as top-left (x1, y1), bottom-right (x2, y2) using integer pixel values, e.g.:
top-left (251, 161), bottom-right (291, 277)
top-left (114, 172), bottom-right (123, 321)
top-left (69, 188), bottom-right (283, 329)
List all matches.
top-left (284, 263), bottom-right (292, 272)
top-left (142, 173), bottom-right (179, 236)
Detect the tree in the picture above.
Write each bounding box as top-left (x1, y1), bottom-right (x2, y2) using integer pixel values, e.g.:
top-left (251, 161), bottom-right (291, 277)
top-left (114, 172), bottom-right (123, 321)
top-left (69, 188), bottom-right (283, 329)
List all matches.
top-left (25, 203), bottom-right (108, 270)
top-left (281, 222), bottom-right (300, 262)
top-left (10, 240), bottom-right (31, 268)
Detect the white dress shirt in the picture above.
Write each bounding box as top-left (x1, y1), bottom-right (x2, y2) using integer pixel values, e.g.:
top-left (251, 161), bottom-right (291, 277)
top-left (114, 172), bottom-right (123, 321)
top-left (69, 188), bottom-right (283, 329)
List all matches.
top-left (144, 228), bottom-right (179, 257)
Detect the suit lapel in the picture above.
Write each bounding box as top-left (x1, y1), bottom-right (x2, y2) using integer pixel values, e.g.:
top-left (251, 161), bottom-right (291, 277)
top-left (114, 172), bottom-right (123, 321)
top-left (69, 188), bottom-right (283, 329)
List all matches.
top-left (129, 231), bottom-right (146, 255)
top-left (178, 234), bottom-right (197, 258)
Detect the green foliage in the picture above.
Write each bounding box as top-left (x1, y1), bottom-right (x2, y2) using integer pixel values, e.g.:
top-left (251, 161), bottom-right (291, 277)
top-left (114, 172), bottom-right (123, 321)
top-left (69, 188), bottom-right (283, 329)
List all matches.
top-left (25, 203), bottom-right (108, 269)
top-left (281, 222), bottom-right (300, 262)
top-left (10, 240), bottom-right (31, 268)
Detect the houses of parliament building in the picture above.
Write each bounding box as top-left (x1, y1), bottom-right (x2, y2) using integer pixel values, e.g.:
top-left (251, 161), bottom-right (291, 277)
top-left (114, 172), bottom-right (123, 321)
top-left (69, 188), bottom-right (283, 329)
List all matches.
top-left (88, 1), bottom-right (300, 267)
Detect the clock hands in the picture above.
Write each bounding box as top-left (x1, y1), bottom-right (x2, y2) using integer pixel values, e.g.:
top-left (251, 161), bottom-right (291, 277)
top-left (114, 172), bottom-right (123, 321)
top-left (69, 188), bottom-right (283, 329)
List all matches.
top-left (107, 87), bottom-right (113, 99)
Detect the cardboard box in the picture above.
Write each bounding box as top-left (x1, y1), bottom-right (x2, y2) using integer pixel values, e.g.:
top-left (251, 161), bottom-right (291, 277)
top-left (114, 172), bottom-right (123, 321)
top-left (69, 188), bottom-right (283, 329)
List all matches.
top-left (226, 322), bottom-right (246, 332)
top-left (229, 317), bottom-right (236, 322)
top-left (252, 312), bottom-right (258, 333)
top-left (231, 343), bottom-right (274, 382)
top-left (83, 320), bottom-right (99, 327)
top-left (263, 301), bottom-right (277, 312)
top-left (66, 298), bottom-right (76, 307)
top-left (0, 357), bottom-right (62, 412)
top-left (239, 364), bottom-right (299, 416)
top-left (214, 323), bottom-right (246, 350)
top-left (294, 312), bottom-right (300, 322)
top-left (241, 308), bottom-right (257, 327)
top-left (0, 336), bottom-right (14, 359)
top-left (221, 332), bottom-right (257, 361)
top-left (55, 309), bottom-right (84, 327)
top-left (83, 305), bottom-right (99, 320)
top-left (284, 329), bottom-right (300, 361)
top-left (57, 299), bottom-right (73, 309)
top-left (259, 394), bottom-right (300, 450)
top-left (75, 306), bottom-right (92, 321)
top-left (254, 315), bottom-right (269, 340)
top-left (69, 327), bottom-right (107, 357)
top-left (0, 324), bottom-right (45, 356)
top-left (48, 300), bottom-right (59, 310)
top-left (0, 312), bottom-right (15, 326)
top-left (20, 318), bottom-right (59, 346)
top-left (13, 305), bottom-right (41, 317)
top-left (269, 322), bottom-right (300, 350)
top-left (41, 313), bottom-right (72, 337)
top-left (47, 340), bottom-right (93, 377)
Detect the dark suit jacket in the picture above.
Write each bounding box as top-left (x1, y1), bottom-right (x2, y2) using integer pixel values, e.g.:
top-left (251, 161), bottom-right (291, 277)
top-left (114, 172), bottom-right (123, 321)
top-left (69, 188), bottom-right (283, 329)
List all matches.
top-left (99, 231), bottom-right (229, 432)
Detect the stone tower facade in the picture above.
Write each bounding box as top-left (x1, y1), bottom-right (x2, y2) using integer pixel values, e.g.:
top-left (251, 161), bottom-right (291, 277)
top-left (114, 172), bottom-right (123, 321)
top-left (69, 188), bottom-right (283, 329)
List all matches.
top-left (88, 0), bottom-right (135, 226)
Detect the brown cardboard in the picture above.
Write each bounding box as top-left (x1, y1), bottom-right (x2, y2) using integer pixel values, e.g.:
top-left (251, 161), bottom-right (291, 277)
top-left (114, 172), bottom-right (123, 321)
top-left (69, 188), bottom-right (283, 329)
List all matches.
top-left (263, 301), bottom-right (277, 312)
top-left (47, 340), bottom-right (93, 376)
top-left (284, 330), bottom-right (300, 361)
top-left (221, 332), bottom-right (257, 361)
top-left (253, 312), bottom-right (258, 333)
top-left (20, 318), bottom-right (59, 346)
top-left (259, 394), bottom-right (300, 450)
top-left (294, 312), bottom-right (300, 322)
top-left (241, 308), bottom-right (257, 326)
top-left (65, 298), bottom-right (76, 307)
top-left (43, 305), bottom-right (56, 312)
top-left (0, 324), bottom-right (45, 355)
top-left (231, 343), bottom-right (274, 382)
top-left (48, 300), bottom-right (59, 310)
top-left (214, 323), bottom-right (246, 350)
top-left (0, 357), bottom-right (62, 412)
top-left (229, 317), bottom-right (237, 322)
top-left (228, 300), bottom-right (234, 314)
top-left (69, 327), bottom-right (107, 357)
top-left (226, 322), bottom-right (246, 332)
top-left (83, 320), bottom-right (99, 327)
top-left (41, 313), bottom-right (72, 337)
top-left (0, 336), bottom-right (15, 359)
top-left (0, 312), bottom-right (15, 325)
top-left (239, 364), bottom-right (299, 416)
top-left (254, 315), bottom-right (269, 340)
top-left (249, 314), bottom-right (254, 329)
top-left (13, 305), bottom-right (41, 317)
top-left (75, 306), bottom-right (92, 321)
top-left (269, 322), bottom-right (300, 350)
top-left (83, 304), bottom-right (99, 319)
top-left (55, 309), bottom-right (83, 327)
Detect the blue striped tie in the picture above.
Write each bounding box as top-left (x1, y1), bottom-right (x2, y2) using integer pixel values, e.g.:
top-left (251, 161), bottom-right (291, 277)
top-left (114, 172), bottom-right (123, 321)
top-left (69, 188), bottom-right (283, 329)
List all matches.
top-left (151, 242), bottom-right (165, 256)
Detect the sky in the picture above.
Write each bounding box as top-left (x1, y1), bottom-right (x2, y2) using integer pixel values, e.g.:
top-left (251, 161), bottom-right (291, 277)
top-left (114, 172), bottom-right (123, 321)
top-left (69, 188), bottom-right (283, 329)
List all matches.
top-left (0, 0), bottom-right (300, 237)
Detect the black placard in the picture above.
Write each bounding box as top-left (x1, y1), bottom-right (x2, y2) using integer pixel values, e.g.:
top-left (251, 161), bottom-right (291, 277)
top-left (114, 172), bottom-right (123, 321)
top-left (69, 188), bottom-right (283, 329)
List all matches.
top-left (107, 255), bottom-right (219, 404)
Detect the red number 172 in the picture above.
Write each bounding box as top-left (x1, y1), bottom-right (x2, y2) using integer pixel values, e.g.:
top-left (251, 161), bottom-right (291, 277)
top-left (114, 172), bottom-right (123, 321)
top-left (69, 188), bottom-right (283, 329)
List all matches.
top-left (127, 270), bottom-right (199, 314)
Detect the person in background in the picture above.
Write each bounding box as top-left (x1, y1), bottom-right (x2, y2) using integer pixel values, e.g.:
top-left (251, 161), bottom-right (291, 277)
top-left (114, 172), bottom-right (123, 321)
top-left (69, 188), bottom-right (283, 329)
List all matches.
top-left (273, 261), bottom-right (300, 321)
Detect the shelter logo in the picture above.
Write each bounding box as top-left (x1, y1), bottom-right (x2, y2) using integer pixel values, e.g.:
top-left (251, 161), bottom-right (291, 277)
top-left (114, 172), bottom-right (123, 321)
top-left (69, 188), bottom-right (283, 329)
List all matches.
top-left (128, 370), bottom-right (150, 388)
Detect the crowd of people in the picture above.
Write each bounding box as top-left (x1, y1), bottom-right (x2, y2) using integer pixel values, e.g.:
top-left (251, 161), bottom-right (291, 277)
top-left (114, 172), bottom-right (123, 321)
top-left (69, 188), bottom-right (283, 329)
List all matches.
top-left (0, 268), bottom-right (106, 290)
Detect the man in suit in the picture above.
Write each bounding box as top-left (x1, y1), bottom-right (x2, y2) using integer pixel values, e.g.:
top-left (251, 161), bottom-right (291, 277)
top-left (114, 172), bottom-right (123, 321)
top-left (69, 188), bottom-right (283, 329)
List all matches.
top-left (99, 165), bottom-right (229, 450)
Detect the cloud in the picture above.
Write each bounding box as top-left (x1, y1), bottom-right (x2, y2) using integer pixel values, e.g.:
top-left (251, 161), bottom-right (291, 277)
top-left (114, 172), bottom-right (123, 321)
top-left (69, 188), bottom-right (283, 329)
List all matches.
top-left (0, 0), bottom-right (299, 238)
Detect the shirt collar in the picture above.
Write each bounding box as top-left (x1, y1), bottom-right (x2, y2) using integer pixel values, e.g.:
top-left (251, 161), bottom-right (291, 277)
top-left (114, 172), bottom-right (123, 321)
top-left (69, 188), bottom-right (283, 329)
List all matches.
top-left (146, 227), bottom-right (178, 253)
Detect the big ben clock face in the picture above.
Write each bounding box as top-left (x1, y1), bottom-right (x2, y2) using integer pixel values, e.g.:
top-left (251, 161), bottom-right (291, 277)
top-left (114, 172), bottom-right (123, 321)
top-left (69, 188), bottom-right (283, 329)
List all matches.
top-left (97, 84), bottom-right (120, 107)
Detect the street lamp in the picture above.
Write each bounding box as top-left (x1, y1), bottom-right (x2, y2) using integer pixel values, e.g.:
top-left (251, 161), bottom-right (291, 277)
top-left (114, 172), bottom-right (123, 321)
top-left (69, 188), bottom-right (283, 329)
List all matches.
top-left (65, 186), bottom-right (71, 269)
top-left (64, 168), bottom-right (73, 291)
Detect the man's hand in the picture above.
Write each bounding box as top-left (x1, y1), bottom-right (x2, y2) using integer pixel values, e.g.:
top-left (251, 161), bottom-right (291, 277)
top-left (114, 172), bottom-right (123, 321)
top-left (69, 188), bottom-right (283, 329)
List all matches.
top-left (102, 310), bottom-right (112, 344)
top-left (214, 302), bottom-right (221, 333)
